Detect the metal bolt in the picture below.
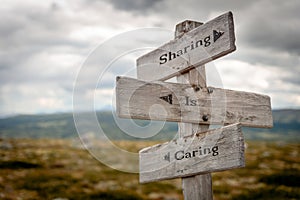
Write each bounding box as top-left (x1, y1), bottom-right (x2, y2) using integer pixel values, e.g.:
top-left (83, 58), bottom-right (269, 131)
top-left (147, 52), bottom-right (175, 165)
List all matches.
top-left (202, 115), bottom-right (209, 122)
top-left (207, 87), bottom-right (213, 94)
top-left (193, 85), bottom-right (200, 92)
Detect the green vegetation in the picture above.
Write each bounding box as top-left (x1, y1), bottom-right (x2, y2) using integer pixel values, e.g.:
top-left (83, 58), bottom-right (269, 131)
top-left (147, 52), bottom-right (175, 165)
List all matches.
top-left (0, 139), bottom-right (299, 200)
top-left (212, 141), bottom-right (300, 200)
top-left (232, 187), bottom-right (300, 200)
top-left (0, 161), bottom-right (41, 169)
top-left (0, 109), bottom-right (300, 141)
top-left (259, 170), bottom-right (300, 187)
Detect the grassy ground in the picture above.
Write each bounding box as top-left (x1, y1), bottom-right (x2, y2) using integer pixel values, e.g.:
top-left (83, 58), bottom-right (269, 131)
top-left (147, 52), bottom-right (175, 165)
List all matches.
top-left (0, 138), bottom-right (299, 200)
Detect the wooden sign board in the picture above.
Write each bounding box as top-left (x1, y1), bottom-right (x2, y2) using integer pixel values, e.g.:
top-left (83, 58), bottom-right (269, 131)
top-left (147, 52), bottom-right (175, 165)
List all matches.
top-left (116, 76), bottom-right (273, 128)
top-left (139, 123), bottom-right (244, 183)
top-left (137, 12), bottom-right (236, 81)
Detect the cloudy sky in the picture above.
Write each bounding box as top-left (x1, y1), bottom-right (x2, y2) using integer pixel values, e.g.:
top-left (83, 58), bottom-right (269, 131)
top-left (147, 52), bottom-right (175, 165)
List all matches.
top-left (1, 0), bottom-right (300, 116)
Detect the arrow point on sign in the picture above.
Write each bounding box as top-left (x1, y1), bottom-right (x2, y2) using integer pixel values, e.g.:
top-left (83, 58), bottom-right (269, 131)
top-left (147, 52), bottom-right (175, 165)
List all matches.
top-left (160, 94), bottom-right (173, 105)
top-left (163, 152), bottom-right (170, 162)
top-left (213, 30), bottom-right (224, 42)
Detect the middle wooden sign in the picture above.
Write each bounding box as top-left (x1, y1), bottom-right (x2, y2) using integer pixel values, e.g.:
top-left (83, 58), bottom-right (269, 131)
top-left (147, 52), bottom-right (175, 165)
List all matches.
top-left (116, 76), bottom-right (273, 128)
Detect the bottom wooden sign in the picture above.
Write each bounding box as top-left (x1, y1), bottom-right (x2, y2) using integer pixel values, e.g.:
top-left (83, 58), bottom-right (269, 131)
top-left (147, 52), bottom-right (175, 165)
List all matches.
top-left (139, 123), bottom-right (244, 183)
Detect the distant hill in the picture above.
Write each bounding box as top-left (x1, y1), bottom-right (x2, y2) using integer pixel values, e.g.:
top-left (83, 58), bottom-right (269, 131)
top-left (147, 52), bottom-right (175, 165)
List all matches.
top-left (0, 112), bottom-right (177, 141)
top-left (0, 109), bottom-right (299, 141)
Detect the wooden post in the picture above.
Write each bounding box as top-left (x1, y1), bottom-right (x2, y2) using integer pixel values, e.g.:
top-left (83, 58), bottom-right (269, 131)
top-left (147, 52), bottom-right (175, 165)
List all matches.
top-left (175, 20), bottom-right (213, 200)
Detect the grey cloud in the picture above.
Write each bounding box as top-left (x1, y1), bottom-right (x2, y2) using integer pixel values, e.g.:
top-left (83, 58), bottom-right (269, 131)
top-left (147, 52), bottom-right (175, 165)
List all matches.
top-left (241, 18), bottom-right (300, 55)
top-left (227, 50), bottom-right (300, 100)
top-left (0, 5), bottom-right (87, 50)
top-left (0, 2), bottom-right (90, 89)
top-left (238, 0), bottom-right (300, 55)
top-left (230, 46), bottom-right (300, 69)
top-left (107, 0), bottom-right (162, 13)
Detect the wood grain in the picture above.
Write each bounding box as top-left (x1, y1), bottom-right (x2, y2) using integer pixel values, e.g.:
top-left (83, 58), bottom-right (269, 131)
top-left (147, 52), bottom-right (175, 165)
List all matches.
top-left (178, 68), bottom-right (213, 200)
top-left (116, 76), bottom-right (273, 128)
top-left (136, 12), bottom-right (236, 81)
top-left (139, 123), bottom-right (245, 183)
top-left (175, 20), bottom-right (212, 200)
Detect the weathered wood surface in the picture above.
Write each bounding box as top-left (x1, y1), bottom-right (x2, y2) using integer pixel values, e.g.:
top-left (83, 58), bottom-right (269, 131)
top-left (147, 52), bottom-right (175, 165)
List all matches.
top-left (116, 76), bottom-right (273, 128)
top-left (139, 123), bottom-right (245, 183)
top-left (175, 20), bottom-right (212, 200)
top-left (137, 12), bottom-right (236, 81)
top-left (182, 174), bottom-right (212, 200)
top-left (178, 69), bottom-right (213, 200)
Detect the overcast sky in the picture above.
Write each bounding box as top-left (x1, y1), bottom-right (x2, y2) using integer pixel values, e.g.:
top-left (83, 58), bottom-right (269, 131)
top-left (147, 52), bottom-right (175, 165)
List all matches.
top-left (1, 0), bottom-right (300, 116)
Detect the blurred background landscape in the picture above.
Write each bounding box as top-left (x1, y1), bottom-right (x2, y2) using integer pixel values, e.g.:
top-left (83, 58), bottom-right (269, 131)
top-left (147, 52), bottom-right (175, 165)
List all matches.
top-left (0, 109), bottom-right (299, 199)
top-left (0, 109), bottom-right (300, 142)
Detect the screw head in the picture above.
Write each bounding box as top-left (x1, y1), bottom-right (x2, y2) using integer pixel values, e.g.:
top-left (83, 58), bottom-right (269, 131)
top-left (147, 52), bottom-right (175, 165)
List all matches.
top-left (194, 87), bottom-right (200, 91)
top-left (202, 115), bottom-right (209, 122)
top-left (192, 84), bottom-right (200, 92)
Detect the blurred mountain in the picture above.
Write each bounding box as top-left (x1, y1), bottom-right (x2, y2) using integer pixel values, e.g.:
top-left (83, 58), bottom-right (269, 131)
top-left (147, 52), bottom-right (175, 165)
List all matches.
top-left (243, 109), bottom-right (300, 141)
top-left (0, 112), bottom-right (177, 141)
top-left (0, 109), bottom-right (299, 141)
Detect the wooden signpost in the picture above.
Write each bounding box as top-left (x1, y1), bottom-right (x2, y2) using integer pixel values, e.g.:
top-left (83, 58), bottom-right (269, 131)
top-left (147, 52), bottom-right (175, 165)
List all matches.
top-left (137, 12), bottom-right (235, 81)
top-left (116, 76), bottom-right (273, 128)
top-left (139, 123), bottom-right (244, 183)
top-left (115, 11), bottom-right (273, 200)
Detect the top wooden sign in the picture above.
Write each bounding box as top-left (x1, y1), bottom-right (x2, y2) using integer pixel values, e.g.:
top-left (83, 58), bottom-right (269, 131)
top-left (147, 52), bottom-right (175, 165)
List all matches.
top-left (137, 12), bottom-right (236, 81)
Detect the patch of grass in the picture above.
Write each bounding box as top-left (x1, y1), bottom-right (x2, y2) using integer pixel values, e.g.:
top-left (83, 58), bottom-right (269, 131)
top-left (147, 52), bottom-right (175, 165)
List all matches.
top-left (17, 170), bottom-right (79, 199)
top-left (141, 181), bottom-right (178, 194)
top-left (76, 190), bottom-right (143, 200)
top-left (0, 161), bottom-right (41, 169)
top-left (213, 185), bottom-right (231, 194)
top-left (259, 169), bottom-right (300, 187)
top-left (18, 170), bottom-right (143, 199)
top-left (232, 186), bottom-right (300, 200)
